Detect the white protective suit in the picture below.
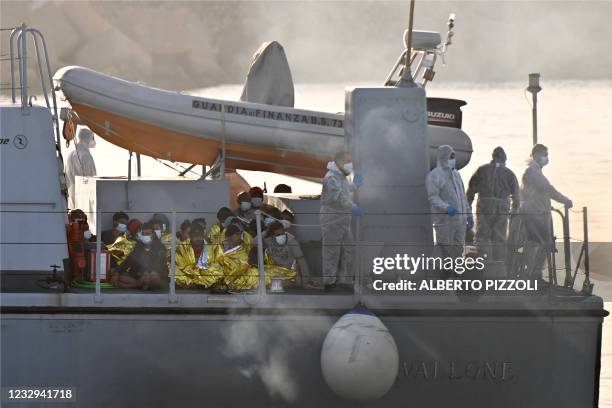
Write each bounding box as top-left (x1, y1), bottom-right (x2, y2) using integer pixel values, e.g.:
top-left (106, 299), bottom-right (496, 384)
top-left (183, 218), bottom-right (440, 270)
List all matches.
top-left (319, 161), bottom-right (355, 286)
top-left (65, 128), bottom-right (97, 209)
top-left (519, 159), bottom-right (571, 278)
top-left (426, 145), bottom-right (471, 258)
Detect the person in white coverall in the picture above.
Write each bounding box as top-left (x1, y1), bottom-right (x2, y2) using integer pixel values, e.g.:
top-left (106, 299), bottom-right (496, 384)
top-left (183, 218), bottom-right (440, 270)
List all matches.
top-left (65, 128), bottom-right (97, 209)
top-left (520, 143), bottom-right (572, 280)
top-left (426, 145), bottom-right (472, 262)
top-left (319, 151), bottom-right (363, 290)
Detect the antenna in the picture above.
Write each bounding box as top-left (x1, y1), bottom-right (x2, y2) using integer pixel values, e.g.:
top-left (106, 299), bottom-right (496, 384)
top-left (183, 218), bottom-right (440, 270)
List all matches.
top-left (397, 0), bottom-right (417, 87)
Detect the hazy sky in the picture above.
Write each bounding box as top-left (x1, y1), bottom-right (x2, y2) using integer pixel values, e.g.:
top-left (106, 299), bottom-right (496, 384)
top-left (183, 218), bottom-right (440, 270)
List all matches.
top-left (2, 1), bottom-right (611, 90)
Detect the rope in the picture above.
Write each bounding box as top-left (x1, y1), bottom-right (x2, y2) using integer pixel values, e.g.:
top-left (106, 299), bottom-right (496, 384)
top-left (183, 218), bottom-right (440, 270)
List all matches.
top-left (74, 111), bottom-right (201, 177)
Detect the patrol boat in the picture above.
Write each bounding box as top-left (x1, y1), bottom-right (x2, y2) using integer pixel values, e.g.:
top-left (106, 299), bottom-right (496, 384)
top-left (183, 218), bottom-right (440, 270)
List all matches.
top-left (0, 18), bottom-right (605, 408)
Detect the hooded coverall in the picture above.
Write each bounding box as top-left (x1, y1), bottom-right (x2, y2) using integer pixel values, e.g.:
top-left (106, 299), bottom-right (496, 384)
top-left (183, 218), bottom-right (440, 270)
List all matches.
top-left (65, 128), bottom-right (97, 209)
top-left (466, 152), bottom-right (519, 261)
top-left (320, 161), bottom-right (355, 286)
top-left (426, 145), bottom-right (471, 260)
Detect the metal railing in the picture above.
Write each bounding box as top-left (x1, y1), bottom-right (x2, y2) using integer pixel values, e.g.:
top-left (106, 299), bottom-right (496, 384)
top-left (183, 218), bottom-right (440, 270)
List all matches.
top-left (551, 206), bottom-right (592, 294)
top-left (0, 206), bottom-right (596, 301)
top-left (5, 23), bottom-right (61, 150)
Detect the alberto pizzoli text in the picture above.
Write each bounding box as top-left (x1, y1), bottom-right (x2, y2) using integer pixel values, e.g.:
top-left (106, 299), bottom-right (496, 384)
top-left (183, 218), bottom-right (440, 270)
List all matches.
top-left (371, 254), bottom-right (538, 292)
top-left (372, 279), bottom-right (538, 292)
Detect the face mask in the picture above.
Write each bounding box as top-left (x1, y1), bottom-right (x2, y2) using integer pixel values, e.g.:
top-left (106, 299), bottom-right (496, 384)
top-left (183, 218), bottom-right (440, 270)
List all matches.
top-left (83, 230), bottom-right (92, 240)
top-left (538, 156), bottom-right (549, 167)
top-left (275, 234), bottom-right (287, 245)
top-left (88, 138), bottom-right (96, 148)
top-left (240, 201), bottom-right (251, 211)
top-left (280, 220), bottom-right (292, 229)
top-left (342, 162), bottom-right (353, 174)
top-left (264, 217), bottom-right (275, 226)
top-left (251, 197), bottom-right (263, 208)
top-left (448, 159), bottom-right (456, 169)
top-left (222, 217), bottom-right (234, 229)
top-left (116, 223), bottom-right (127, 233)
top-left (155, 229), bottom-right (162, 239)
top-left (139, 234), bottom-right (152, 245)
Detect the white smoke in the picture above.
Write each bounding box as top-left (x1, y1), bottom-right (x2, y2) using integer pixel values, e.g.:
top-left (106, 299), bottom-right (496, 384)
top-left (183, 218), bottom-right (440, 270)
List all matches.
top-left (221, 314), bottom-right (333, 403)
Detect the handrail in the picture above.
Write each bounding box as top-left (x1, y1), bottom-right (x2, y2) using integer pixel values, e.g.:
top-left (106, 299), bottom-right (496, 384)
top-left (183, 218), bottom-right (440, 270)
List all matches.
top-left (0, 205), bottom-right (596, 298)
top-left (95, 207), bottom-right (102, 303)
top-left (581, 207), bottom-right (593, 294)
top-left (551, 206), bottom-right (572, 287)
top-left (254, 210), bottom-right (266, 297)
top-left (550, 205), bottom-right (594, 294)
top-left (9, 26), bottom-right (22, 103)
top-left (7, 24), bottom-right (62, 151)
top-left (169, 211), bottom-right (178, 302)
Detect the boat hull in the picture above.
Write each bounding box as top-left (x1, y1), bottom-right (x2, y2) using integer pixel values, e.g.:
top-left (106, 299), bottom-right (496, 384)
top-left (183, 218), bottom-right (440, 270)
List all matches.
top-left (1, 294), bottom-right (604, 408)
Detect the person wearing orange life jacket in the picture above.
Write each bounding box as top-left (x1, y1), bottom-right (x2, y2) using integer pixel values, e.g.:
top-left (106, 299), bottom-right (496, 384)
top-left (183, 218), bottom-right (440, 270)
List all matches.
top-left (66, 209), bottom-right (93, 281)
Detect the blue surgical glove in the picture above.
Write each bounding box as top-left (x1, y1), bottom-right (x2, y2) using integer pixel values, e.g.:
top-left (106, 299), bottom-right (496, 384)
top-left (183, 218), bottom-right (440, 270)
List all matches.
top-left (353, 171), bottom-right (364, 189)
top-left (351, 205), bottom-right (363, 216)
top-left (446, 205), bottom-right (458, 216)
top-left (467, 215), bottom-right (474, 228)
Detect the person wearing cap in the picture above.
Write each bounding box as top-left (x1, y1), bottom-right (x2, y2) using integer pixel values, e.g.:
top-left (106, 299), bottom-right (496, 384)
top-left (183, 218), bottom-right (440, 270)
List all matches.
top-left (65, 127), bottom-right (97, 210)
top-left (466, 147), bottom-right (520, 261)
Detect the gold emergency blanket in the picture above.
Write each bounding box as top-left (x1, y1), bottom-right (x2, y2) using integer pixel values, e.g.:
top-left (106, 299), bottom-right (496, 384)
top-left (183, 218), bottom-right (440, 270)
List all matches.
top-left (107, 235), bottom-right (134, 266)
top-left (174, 240), bottom-right (223, 287)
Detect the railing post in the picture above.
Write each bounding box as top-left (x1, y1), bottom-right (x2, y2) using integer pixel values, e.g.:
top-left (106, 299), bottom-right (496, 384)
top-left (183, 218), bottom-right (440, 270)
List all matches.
top-left (95, 207), bottom-right (102, 303)
top-left (354, 215), bottom-right (362, 296)
top-left (169, 211), bottom-right (178, 303)
top-left (255, 210), bottom-right (266, 296)
top-left (582, 206), bottom-right (593, 294)
top-left (20, 23), bottom-right (28, 109)
top-left (563, 206), bottom-right (572, 287)
top-left (9, 26), bottom-right (21, 103)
